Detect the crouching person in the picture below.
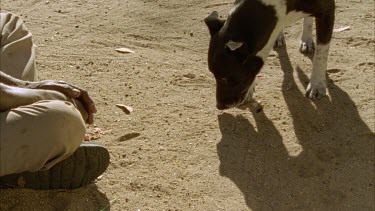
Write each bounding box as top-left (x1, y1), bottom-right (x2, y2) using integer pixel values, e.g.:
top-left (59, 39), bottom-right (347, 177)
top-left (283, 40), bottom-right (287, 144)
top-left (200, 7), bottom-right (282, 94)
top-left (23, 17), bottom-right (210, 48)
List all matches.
top-left (0, 12), bottom-right (109, 189)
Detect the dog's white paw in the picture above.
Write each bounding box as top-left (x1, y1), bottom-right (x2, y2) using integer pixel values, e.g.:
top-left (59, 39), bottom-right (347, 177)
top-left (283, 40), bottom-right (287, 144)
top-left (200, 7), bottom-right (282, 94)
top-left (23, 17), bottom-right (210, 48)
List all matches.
top-left (274, 33), bottom-right (286, 48)
top-left (305, 81), bottom-right (327, 100)
top-left (299, 38), bottom-right (315, 53)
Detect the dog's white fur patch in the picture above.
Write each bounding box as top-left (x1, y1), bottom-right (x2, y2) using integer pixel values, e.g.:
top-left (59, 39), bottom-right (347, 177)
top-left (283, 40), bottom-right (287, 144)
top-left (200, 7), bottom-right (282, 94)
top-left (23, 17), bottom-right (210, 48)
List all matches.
top-left (307, 43), bottom-right (330, 99)
top-left (244, 77), bottom-right (257, 102)
top-left (300, 16), bottom-right (315, 53)
top-left (229, 0), bottom-right (244, 15)
top-left (254, 0), bottom-right (308, 60)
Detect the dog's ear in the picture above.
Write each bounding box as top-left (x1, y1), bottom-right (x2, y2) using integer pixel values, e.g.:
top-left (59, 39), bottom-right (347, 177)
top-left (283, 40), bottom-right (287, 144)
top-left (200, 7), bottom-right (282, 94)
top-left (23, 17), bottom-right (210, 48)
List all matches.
top-left (204, 11), bottom-right (225, 36)
top-left (226, 40), bottom-right (248, 63)
top-left (226, 40), bottom-right (243, 51)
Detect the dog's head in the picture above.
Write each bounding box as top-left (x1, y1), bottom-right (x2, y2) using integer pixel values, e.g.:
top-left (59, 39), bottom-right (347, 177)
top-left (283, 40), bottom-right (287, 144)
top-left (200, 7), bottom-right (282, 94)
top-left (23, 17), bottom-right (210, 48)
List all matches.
top-left (204, 11), bottom-right (264, 110)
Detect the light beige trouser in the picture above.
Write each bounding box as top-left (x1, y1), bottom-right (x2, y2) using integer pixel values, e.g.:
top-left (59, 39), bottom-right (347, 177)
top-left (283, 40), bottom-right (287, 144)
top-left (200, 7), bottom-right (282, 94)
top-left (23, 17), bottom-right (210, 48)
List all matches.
top-left (0, 12), bottom-right (86, 176)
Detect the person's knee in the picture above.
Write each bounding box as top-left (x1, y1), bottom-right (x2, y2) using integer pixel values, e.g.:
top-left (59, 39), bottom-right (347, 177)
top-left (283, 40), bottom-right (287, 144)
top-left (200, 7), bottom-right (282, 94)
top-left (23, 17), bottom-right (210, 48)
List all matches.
top-left (0, 12), bottom-right (28, 44)
top-left (1, 12), bottom-right (37, 81)
top-left (41, 100), bottom-right (86, 155)
top-left (0, 100), bottom-right (86, 174)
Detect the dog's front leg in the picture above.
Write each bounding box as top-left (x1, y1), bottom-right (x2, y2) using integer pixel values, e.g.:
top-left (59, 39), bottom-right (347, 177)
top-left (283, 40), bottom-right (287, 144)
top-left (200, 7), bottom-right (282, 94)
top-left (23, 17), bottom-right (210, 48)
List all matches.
top-left (300, 16), bottom-right (315, 53)
top-left (274, 31), bottom-right (286, 47)
top-left (307, 44), bottom-right (329, 99)
top-left (306, 8), bottom-right (335, 99)
top-left (242, 78), bottom-right (257, 104)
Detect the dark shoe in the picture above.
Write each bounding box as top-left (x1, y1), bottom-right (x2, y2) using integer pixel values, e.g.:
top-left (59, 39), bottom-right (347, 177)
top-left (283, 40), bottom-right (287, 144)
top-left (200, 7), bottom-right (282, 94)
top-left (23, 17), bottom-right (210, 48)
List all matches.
top-left (0, 142), bottom-right (110, 190)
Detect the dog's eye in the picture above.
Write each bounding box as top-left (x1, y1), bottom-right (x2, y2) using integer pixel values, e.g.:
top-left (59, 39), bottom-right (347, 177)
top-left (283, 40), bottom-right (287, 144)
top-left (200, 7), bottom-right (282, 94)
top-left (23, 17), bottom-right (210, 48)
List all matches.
top-left (218, 77), bottom-right (236, 86)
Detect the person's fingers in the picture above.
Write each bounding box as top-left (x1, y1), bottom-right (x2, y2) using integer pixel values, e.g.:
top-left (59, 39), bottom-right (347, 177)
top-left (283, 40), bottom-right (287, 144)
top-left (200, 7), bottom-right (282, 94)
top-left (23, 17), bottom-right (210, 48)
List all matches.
top-left (75, 90), bottom-right (96, 124)
top-left (37, 82), bottom-right (81, 98)
top-left (73, 99), bottom-right (89, 122)
top-left (80, 90), bottom-right (97, 114)
top-left (87, 113), bottom-right (94, 125)
top-left (58, 82), bottom-right (93, 102)
top-left (57, 84), bottom-right (80, 98)
top-left (56, 84), bottom-right (81, 98)
top-left (57, 83), bottom-right (96, 118)
top-left (38, 81), bottom-right (96, 124)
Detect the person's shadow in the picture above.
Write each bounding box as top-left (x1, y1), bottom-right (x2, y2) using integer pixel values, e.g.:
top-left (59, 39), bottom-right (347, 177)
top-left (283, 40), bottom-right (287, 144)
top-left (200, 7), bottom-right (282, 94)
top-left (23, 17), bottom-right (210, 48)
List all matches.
top-left (217, 46), bottom-right (374, 210)
top-left (0, 184), bottom-right (111, 211)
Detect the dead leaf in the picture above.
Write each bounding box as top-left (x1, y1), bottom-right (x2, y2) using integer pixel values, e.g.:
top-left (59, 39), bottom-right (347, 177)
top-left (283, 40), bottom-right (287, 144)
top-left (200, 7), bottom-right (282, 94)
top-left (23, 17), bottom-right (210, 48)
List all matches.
top-left (115, 47), bottom-right (135, 54)
top-left (84, 126), bottom-right (111, 141)
top-left (116, 104), bottom-right (133, 114)
top-left (333, 26), bottom-right (350, 33)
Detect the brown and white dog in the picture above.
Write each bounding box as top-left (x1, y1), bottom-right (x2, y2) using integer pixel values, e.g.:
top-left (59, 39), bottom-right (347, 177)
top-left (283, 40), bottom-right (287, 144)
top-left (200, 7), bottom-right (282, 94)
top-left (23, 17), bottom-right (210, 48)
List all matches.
top-left (204, 0), bottom-right (335, 110)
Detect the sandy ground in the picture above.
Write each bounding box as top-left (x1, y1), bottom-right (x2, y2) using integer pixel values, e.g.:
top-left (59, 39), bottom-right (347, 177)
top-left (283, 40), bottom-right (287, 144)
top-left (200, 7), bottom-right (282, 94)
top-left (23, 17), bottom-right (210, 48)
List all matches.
top-left (1, 0), bottom-right (374, 210)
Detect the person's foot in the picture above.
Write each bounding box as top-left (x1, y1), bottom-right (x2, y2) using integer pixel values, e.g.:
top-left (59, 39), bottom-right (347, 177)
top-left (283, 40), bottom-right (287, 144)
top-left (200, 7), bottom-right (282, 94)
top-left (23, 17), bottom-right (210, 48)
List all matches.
top-left (0, 142), bottom-right (110, 190)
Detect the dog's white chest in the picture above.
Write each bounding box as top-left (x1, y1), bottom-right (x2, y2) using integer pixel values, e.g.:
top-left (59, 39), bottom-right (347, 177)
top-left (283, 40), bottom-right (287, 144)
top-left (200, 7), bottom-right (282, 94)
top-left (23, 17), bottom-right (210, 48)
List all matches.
top-left (255, 1), bottom-right (308, 60)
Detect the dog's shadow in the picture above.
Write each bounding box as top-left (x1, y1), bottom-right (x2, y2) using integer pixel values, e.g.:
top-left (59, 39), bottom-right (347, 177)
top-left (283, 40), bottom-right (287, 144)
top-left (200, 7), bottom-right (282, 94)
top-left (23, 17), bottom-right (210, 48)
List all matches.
top-left (217, 47), bottom-right (374, 210)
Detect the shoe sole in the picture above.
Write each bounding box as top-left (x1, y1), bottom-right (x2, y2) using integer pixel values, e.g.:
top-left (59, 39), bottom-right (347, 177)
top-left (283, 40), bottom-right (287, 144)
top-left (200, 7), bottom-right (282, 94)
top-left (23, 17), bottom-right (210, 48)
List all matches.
top-left (0, 142), bottom-right (110, 190)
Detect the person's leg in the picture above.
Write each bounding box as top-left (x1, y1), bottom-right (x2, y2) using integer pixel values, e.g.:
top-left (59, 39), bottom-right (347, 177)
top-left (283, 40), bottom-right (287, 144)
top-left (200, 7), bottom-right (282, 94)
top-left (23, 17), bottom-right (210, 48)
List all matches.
top-left (0, 13), bottom-right (109, 190)
top-left (0, 12), bottom-right (36, 81)
top-left (0, 100), bottom-right (109, 189)
top-left (0, 100), bottom-right (85, 176)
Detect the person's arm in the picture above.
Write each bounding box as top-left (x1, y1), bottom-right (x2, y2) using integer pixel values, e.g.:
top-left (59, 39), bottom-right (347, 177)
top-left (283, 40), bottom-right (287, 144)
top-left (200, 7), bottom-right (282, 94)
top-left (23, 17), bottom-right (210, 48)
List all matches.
top-left (25, 80), bottom-right (97, 124)
top-left (0, 71), bottom-right (28, 87)
top-left (0, 71), bottom-right (96, 124)
top-left (0, 82), bottom-right (68, 111)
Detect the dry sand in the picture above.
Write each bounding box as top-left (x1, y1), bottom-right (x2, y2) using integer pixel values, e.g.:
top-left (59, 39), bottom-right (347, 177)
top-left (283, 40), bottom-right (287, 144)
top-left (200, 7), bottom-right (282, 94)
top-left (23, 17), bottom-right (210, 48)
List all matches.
top-left (1, 0), bottom-right (374, 210)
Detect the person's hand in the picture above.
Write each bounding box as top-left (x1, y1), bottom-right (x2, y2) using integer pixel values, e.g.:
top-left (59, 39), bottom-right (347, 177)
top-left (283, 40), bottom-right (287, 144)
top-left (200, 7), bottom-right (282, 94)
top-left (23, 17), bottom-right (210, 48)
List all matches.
top-left (27, 80), bottom-right (97, 124)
